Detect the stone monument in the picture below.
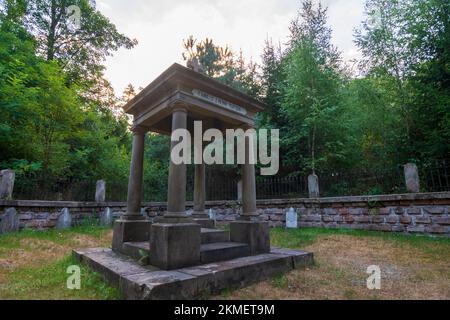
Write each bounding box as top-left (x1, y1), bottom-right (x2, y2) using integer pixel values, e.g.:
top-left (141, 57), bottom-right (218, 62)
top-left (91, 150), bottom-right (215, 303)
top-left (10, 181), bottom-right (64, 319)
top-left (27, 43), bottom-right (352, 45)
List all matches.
top-left (74, 62), bottom-right (313, 299)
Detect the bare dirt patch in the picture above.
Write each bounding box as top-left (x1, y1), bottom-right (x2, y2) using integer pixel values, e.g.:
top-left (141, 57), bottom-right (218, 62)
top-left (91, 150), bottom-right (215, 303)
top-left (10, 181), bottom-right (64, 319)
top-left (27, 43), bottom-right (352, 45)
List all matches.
top-left (223, 234), bottom-right (450, 300)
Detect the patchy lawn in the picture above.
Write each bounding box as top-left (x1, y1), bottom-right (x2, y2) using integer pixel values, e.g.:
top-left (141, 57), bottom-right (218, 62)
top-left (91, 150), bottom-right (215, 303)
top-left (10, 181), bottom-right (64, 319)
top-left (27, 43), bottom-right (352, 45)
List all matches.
top-left (0, 226), bottom-right (449, 300)
top-left (222, 228), bottom-right (450, 300)
top-left (0, 226), bottom-right (120, 300)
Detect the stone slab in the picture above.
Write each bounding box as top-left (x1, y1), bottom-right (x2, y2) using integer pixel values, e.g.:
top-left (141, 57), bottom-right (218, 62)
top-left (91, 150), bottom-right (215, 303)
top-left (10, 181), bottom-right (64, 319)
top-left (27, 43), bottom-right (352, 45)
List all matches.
top-left (200, 242), bottom-right (250, 264)
top-left (73, 246), bottom-right (314, 300)
top-left (201, 228), bottom-right (229, 244)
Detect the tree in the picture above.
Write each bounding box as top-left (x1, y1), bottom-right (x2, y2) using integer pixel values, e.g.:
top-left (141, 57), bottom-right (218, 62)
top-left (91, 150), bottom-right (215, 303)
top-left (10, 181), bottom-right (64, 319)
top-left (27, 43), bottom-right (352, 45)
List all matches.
top-left (19, 0), bottom-right (137, 84)
top-left (182, 36), bottom-right (261, 98)
top-left (280, 0), bottom-right (347, 174)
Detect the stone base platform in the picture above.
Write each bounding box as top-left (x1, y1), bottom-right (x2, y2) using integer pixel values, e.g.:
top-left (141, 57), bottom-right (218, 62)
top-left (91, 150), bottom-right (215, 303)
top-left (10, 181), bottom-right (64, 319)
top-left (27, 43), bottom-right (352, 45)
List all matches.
top-left (73, 247), bottom-right (314, 300)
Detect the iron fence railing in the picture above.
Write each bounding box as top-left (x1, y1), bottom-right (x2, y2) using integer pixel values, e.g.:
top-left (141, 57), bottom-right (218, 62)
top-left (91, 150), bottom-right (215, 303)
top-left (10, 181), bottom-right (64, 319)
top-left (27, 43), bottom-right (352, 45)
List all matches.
top-left (420, 159), bottom-right (450, 192)
top-left (8, 160), bottom-right (450, 202)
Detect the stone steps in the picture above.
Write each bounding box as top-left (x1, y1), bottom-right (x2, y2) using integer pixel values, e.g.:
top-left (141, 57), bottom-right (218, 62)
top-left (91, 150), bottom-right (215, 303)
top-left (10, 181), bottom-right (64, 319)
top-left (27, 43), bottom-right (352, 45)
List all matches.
top-left (122, 228), bottom-right (230, 261)
top-left (73, 247), bottom-right (314, 300)
top-left (200, 242), bottom-right (250, 264)
top-left (200, 228), bottom-right (229, 244)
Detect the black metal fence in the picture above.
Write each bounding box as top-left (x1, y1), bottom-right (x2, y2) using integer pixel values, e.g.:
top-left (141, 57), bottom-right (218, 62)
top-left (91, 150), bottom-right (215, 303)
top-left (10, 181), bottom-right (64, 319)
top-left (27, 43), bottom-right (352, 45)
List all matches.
top-left (9, 160), bottom-right (450, 202)
top-left (420, 159), bottom-right (450, 192)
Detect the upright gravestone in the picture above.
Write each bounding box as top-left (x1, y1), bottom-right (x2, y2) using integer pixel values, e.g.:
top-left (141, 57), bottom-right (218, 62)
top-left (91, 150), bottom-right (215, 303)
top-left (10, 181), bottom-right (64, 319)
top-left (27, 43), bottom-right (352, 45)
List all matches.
top-left (95, 180), bottom-right (106, 203)
top-left (0, 207), bottom-right (20, 234)
top-left (0, 170), bottom-right (15, 200)
top-left (208, 208), bottom-right (216, 221)
top-left (286, 207), bottom-right (298, 229)
top-left (308, 173), bottom-right (320, 198)
top-left (56, 208), bottom-right (72, 230)
top-left (404, 163), bottom-right (420, 193)
top-left (100, 207), bottom-right (113, 226)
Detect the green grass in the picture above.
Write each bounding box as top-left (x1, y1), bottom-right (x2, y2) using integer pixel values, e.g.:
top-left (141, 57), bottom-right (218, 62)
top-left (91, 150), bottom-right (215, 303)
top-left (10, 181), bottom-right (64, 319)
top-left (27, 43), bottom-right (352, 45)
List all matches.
top-left (270, 227), bottom-right (450, 253)
top-left (0, 225), bottom-right (110, 250)
top-left (1, 255), bottom-right (121, 300)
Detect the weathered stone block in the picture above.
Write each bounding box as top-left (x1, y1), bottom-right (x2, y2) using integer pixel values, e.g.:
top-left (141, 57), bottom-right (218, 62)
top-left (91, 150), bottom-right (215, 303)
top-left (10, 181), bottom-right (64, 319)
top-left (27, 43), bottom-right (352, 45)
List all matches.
top-left (386, 215), bottom-right (399, 224)
top-left (149, 223), bottom-right (201, 270)
top-left (407, 225), bottom-right (425, 233)
top-left (372, 224), bottom-right (392, 232)
top-left (322, 215), bottom-right (334, 223)
top-left (378, 207), bottom-right (392, 215)
top-left (424, 207), bottom-right (445, 214)
top-left (344, 215), bottom-right (354, 223)
top-left (433, 217), bottom-right (450, 225)
top-left (349, 208), bottom-right (364, 215)
top-left (371, 216), bottom-right (384, 223)
top-left (0, 207), bottom-right (19, 233)
top-left (391, 225), bottom-right (406, 232)
top-left (407, 207), bottom-right (422, 215)
top-left (230, 221), bottom-right (270, 255)
top-left (324, 208), bottom-right (338, 215)
top-left (355, 216), bottom-right (370, 223)
top-left (414, 216), bottom-right (432, 224)
top-left (399, 216), bottom-right (412, 224)
top-left (112, 220), bottom-right (151, 253)
top-left (425, 226), bottom-right (448, 234)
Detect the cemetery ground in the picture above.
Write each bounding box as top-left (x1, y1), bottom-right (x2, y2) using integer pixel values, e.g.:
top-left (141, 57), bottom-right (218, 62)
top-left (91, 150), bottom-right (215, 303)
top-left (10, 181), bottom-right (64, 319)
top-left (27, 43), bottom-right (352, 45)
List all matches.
top-left (0, 226), bottom-right (449, 300)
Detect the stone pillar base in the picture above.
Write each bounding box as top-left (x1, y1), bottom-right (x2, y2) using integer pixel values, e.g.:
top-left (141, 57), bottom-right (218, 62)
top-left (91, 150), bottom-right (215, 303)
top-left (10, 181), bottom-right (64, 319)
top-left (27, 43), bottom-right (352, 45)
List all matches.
top-left (193, 218), bottom-right (215, 229)
top-left (112, 220), bottom-right (152, 253)
top-left (230, 221), bottom-right (270, 255)
top-left (149, 223), bottom-right (201, 270)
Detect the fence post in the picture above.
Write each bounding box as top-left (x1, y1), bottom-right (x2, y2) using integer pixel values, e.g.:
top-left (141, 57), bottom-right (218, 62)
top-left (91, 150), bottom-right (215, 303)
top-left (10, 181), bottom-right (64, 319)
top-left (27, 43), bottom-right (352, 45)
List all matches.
top-left (308, 173), bottom-right (320, 198)
top-left (404, 163), bottom-right (420, 193)
top-left (95, 180), bottom-right (106, 203)
top-left (237, 179), bottom-right (243, 201)
top-left (0, 170), bottom-right (15, 200)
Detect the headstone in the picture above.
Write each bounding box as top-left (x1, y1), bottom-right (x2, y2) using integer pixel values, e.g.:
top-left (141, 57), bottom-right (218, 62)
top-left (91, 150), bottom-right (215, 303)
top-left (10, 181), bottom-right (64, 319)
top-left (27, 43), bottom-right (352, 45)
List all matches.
top-left (100, 207), bottom-right (113, 226)
top-left (208, 208), bottom-right (216, 221)
top-left (56, 208), bottom-right (72, 230)
top-left (0, 207), bottom-right (20, 234)
top-left (95, 180), bottom-right (106, 202)
top-left (404, 163), bottom-right (420, 193)
top-left (237, 180), bottom-right (243, 202)
top-left (308, 173), bottom-right (320, 198)
top-left (286, 207), bottom-right (298, 229)
top-left (0, 170), bottom-right (15, 200)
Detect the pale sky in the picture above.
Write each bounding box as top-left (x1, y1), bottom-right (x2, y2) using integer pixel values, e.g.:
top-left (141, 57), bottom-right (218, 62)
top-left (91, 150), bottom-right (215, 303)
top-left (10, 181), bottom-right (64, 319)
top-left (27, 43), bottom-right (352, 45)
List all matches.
top-left (97, 0), bottom-right (366, 95)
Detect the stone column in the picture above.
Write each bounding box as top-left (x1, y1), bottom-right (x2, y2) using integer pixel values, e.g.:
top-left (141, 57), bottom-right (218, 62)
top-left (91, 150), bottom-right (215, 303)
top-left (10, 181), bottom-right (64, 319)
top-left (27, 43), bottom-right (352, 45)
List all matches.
top-left (124, 127), bottom-right (146, 220)
top-left (0, 170), bottom-right (15, 200)
top-left (241, 134), bottom-right (258, 220)
top-left (404, 163), bottom-right (420, 193)
top-left (193, 162), bottom-right (207, 217)
top-left (165, 106), bottom-right (188, 219)
top-left (230, 130), bottom-right (270, 255)
top-left (112, 126), bottom-right (151, 254)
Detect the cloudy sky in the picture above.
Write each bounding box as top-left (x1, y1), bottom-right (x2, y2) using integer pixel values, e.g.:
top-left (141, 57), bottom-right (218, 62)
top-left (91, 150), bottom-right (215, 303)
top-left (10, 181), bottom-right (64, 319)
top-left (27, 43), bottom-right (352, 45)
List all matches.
top-left (97, 0), bottom-right (366, 95)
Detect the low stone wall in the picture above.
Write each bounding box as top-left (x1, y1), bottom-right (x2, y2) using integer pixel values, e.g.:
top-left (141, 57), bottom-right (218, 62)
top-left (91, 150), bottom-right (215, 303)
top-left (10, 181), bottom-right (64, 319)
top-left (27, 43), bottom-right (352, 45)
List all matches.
top-left (1, 192), bottom-right (449, 236)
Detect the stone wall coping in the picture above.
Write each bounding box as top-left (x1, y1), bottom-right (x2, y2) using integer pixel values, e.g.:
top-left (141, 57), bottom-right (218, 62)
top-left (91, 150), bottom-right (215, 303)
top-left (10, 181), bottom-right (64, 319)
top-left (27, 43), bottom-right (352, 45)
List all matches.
top-left (1, 192), bottom-right (449, 209)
